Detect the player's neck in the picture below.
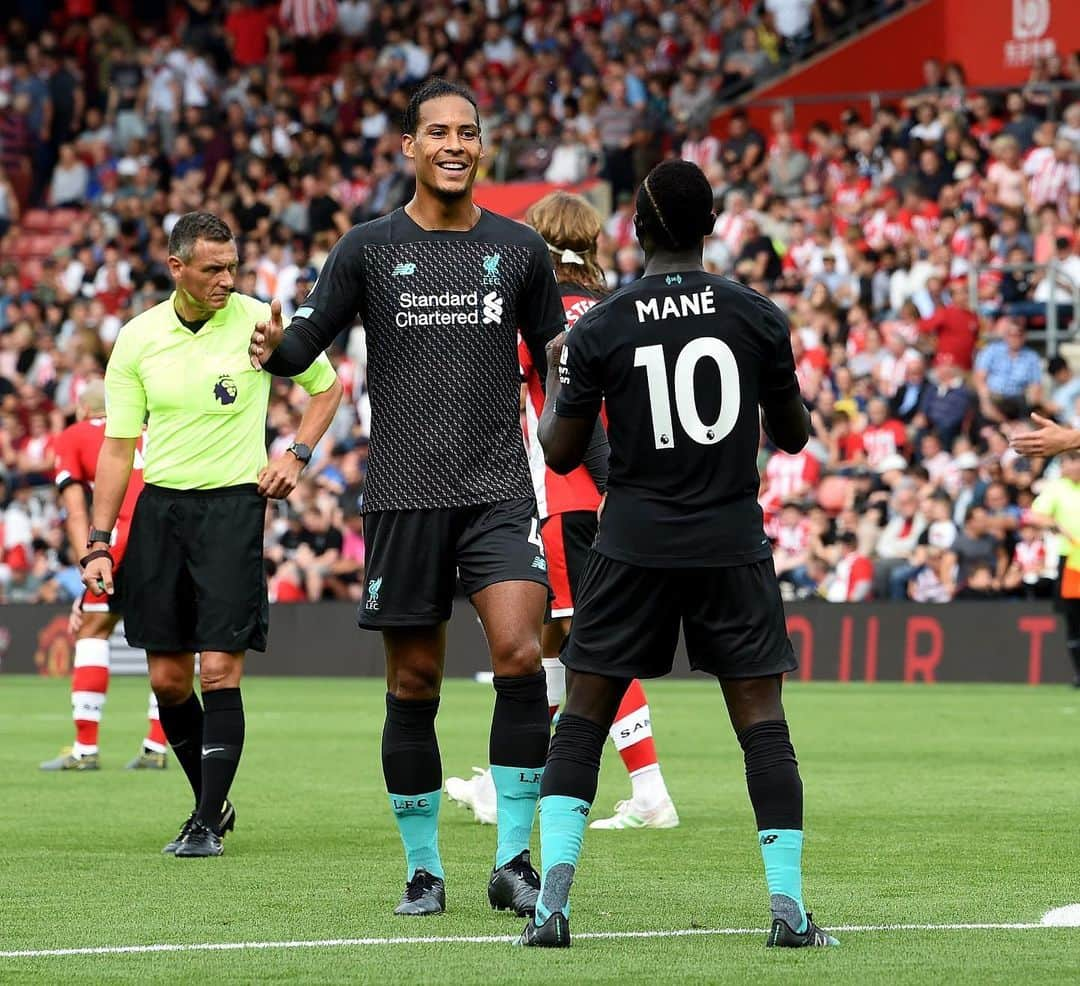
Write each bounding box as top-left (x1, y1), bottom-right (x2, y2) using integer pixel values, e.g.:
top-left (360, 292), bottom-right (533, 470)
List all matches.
top-left (173, 289), bottom-right (215, 323)
top-left (643, 250), bottom-right (705, 278)
top-left (405, 193), bottom-right (481, 232)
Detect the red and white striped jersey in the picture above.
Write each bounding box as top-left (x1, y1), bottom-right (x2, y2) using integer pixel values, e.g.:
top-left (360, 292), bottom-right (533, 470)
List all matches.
top-left (861, 420), bottom-right (907, 468)
top-left (712, 211), bottom-right (748, 255)
top-left (1025, 147), bottom-right (1080, 216)
top-left (519, 284), bottom-right (604, 520)
top-left (1014, 537), bottom-right (1047, 582)
top-left (278, 0), bottom-right (337, 36)
top-left (827, 552), bottom-right (874, 602)
top-left (775, 518), bottom-right (811, 556)
top-left (762, 450), bottom-right (821, 514)
top-left (54, 418), bottom-right (145, 562)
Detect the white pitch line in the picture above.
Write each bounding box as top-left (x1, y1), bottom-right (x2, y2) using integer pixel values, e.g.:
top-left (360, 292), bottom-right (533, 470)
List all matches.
top-left (0, 922), bottom-right (1065, 959)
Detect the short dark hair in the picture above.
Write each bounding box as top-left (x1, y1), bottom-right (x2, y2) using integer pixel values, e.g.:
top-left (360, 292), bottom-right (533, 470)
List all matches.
top-left (168, 212), bottom-right (233, 262)
top-left (402, 78), bottom-right (480, 137)
top-left (1049, 355), bottom-right (1069, 375)
top-left (635, 160), bottom-right (714, 251)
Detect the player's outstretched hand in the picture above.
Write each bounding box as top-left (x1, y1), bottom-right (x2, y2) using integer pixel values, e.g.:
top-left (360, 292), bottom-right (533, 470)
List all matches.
top-left (81, 555), bottom-right (114, 596)
top-left (258, 452), bottom-right (305, 500)
top-left (1010, 413), bottom-right (1080, 458)
top-left (250, 298), bottom-right (285, 370)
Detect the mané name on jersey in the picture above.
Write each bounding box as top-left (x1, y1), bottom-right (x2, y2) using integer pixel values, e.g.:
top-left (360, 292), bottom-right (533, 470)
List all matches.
top-left (293, 208), bottom-right (565, 513)
top-left (556, 271), bottom-right (801, 567)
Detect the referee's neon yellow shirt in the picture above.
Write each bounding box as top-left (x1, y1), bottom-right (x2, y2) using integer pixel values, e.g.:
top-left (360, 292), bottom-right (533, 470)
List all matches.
top-left (105, 291), bottom-right (338, 490)
top-left (1033, 477), bottom-right (1080, 570)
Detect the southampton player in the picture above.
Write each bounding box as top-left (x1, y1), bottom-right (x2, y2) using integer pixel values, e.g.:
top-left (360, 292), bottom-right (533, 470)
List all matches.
top-left (519, 161), bottom-right (837, 948)
top-left (446, 191), bottom-right (679, 831)
top-left (39, 381), bottom-right (168, 772)
top-left (250, 80), bottom-right (607, 916)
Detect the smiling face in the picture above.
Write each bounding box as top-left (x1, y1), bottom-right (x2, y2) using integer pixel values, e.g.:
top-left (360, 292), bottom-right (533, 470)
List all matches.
top-left (402, 94), bottom-right (482, 202)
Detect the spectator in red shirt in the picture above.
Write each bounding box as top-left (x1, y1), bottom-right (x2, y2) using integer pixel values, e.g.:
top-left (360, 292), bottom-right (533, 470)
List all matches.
top-left (824, 531), bottom-right (874, 601)
top-left (918, 289), bottom-right (980, 369)
top-left (861, 397), bottom-right (908, 469)
top-left (225, 1), bottom-right (279, 68)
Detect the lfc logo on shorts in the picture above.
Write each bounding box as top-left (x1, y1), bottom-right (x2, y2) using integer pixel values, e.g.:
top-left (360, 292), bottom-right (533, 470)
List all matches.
top-left (366, 576), bottom-right (383, 611)
top-left (214, 374), bottom-right (237, 405)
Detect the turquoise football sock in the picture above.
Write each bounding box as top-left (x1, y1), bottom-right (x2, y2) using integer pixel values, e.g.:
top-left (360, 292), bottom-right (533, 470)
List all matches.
top-left (388, 790), bottom-right (443, 880)
top-left (759, 828), bottom-right (807, 932)
top-left (536, 794), bottom-right (590, 921)
top-left (491, 765), bottom-right (542, 868)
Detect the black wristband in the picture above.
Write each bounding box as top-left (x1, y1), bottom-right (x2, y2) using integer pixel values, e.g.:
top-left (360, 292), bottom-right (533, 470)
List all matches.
top-left (79, 548), bottom-right (114, 568)
top-left (86, 527), bottom-right (113, 547)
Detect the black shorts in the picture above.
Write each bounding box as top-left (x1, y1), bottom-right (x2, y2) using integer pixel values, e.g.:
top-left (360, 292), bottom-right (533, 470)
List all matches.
top-left (563, 553), bottom-right (797, 680)
top-left (541, 510), bottom-right (597, 619)
top-left (123, 483), bottom-right (269, 653)
top-left (359, 497), bottom-right (548, 629)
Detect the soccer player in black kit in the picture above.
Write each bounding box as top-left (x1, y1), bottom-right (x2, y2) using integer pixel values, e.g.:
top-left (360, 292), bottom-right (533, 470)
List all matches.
top-left (518, 160), bottom-right (838, 949)
top-left (249, 79), bottom-right (607, 917)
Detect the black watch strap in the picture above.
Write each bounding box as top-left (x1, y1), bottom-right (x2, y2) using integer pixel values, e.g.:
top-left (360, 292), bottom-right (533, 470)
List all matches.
top-left (288, 442), bottom-right (312, 464)
top-left (80, 548), bottom-right (113, 568)
top-left (87, 527), bottom-right (113, 547)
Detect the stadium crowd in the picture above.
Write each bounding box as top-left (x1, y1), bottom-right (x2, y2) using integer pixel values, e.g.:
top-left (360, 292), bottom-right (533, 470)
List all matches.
top-left (0, 1), bottom-right (1078, 605)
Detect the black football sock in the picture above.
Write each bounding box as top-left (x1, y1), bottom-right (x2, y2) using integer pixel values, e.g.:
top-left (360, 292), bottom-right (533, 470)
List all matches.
top-left (738, 719), bottom-right (807, 931)
top-left (383, 694), bottom-right (444, 879)
top-left (157, 690), bottom-right (204, 803)
top-left (196, 687), bottom-right (245, 831)
top-left (489, 671), bottom-right (550, 866)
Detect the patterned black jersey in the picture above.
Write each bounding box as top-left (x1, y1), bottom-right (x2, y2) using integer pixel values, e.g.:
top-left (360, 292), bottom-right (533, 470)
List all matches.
top-left (290, 208), bottom-right (565, 512)
top-left (556, 270), bottom-right (800, 567)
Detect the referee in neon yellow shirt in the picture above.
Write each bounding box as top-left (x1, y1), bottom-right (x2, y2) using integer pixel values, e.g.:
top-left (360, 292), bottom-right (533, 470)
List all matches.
top-left (81, 212), bottom-right (342, 857)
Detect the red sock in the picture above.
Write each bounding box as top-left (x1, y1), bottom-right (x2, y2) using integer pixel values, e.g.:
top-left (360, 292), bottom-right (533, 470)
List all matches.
top-left (609, 679), bottom-right (658, 773)
top-left (71, 638), bottom-right (109, 755)
top-left (144, 692), bottom-right (168, 753)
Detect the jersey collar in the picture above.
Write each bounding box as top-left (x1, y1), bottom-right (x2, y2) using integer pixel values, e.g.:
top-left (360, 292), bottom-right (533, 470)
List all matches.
top-left (168, 291), bottom-right (234, 333)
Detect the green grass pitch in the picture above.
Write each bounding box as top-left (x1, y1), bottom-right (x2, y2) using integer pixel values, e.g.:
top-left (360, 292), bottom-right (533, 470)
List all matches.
top-left (1, 675), bottom-right (1078, 984)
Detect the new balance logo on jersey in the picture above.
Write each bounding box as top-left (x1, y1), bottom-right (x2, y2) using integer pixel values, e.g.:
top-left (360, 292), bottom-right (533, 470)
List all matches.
top-left (635, 286), bottom-right (717, 322)
top-left (366, 577), bottom-right (382, 611)
top-left (482, 292), bottom-right (504, 325)
top-left (391, 262), bottom-right (417, 276)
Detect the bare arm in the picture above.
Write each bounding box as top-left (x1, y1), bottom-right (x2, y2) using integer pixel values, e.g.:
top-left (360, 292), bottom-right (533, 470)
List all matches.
top-left (258, 377), bottom-right (343, 499)
top-left (537, 332), bottom-right (597, 475)
top-left (761, 392), bottom-right (811, 454)
top-left (1011, 413), bottom-right (1080, 457)
top-left (82, 437), bottom-right (136, 596)
top-left (89, 437), bottom-right (136, 535)
top-left (59, 482), bottom-right (92, 562)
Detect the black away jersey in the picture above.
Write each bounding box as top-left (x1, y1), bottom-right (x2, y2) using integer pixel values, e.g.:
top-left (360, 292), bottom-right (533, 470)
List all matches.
top-left (556, 271), bottom-right (800, 567)
top-left (294, 208), bottom-right (566, 512)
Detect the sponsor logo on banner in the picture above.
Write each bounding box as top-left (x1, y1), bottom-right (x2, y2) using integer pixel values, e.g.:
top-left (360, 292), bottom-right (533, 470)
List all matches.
top-left (1005, 0), bottom-right (1055, 67)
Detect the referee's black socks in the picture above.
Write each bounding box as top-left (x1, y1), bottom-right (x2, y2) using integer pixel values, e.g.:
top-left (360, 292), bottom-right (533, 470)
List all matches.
top-left (157, 690), bottom-right (204, 803)
top-left (489, 671), bottom-right (550, 867)
top-left (197, 687), bottom-right (245, 831)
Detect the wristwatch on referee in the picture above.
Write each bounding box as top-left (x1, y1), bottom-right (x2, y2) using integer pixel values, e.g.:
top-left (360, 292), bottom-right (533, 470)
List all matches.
top-left (287, 442), bottom-right (312, 466)
top-left (86, 528), bottom-right (113, 548)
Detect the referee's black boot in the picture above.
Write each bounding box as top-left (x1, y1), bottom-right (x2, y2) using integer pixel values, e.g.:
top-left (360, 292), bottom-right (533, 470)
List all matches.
top-left (516, 911), bottom-right (571, 948)
top-left (488, 849), bottom-right (540, 917)
top-left (169, 800), bottom-right (235, 857)
top-left (394, 868), bottom-right (446, 916)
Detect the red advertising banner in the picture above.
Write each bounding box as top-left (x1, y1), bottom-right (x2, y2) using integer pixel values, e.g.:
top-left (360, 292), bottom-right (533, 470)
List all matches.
top-left (728, 0), bottom-right (1080, 133)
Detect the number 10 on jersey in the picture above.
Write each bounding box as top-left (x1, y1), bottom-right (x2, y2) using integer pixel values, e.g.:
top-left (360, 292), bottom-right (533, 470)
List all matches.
top-left (633, 338), bottom-right (741, 450)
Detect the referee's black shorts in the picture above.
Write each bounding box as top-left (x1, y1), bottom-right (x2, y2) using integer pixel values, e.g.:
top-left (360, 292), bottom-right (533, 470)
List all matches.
top-left (563, 552), bottom-right (797, 681)
top-left (123, 483), bottom-right (269, 653)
